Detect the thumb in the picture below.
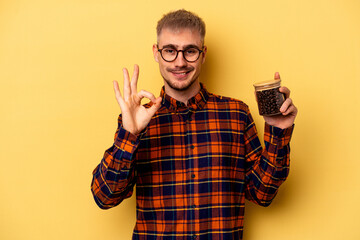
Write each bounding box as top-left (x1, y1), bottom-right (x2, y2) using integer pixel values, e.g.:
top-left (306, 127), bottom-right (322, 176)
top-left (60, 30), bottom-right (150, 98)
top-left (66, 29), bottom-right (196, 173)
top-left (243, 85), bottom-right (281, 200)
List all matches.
top-left (274, 72), bottom-right (281, 80)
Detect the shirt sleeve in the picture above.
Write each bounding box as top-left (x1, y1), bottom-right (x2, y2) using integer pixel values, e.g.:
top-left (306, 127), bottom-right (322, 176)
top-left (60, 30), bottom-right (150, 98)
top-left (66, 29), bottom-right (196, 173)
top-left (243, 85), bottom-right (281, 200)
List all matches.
top-left (91, 115), bottom-right (141, 209)
top-left (244, 108), bottom-right (294, 207)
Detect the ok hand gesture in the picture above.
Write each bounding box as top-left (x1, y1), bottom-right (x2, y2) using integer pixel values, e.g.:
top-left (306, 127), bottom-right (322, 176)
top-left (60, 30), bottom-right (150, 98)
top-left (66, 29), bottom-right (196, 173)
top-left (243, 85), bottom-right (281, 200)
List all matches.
top-left (113, 64), bottom-right (162, 135)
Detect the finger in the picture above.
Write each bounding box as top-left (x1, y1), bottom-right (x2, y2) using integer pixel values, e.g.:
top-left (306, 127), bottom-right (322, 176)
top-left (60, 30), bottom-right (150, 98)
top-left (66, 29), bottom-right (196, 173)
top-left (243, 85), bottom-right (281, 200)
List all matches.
top-left (279, 86), bottom-right (291, 99)
top-left (131, 64), bottom-right (139, 94)
top-left (135, 90), bottom-right (157, 104)
top-left (282, 104), bottom-right (297, 116)
top-left (113, 80), bottom-right (125, 107)
top-left (274, 72), bottom-right (280, 80)
top-left (280, 98), bottom-right (293, 113)
top-left (122, 68), bottom-right (131, 101)
top-left (113, 81), bottom-right (123, 101)
top-left (147, 97), bottom-right (162, 116)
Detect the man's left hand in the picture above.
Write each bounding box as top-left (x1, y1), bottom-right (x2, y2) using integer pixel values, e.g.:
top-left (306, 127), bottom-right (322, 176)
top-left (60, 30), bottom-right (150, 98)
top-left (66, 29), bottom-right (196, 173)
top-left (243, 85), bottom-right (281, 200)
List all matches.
top-left (263, 72), bottom-right (298, 129)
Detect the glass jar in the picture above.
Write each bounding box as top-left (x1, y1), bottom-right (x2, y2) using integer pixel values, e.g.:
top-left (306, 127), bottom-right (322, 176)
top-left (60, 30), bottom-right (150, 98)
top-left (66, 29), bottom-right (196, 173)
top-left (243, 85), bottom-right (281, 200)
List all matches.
top-left (253, 79), bottom-right (285, 116)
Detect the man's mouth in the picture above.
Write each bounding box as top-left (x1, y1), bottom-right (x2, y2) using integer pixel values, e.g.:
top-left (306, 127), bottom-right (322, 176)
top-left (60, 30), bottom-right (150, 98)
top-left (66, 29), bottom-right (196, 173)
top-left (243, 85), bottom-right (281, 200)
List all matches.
top-left (173, 71), bottom-right (189, 75)
top-left (168, 68), bottom-right (193, 79)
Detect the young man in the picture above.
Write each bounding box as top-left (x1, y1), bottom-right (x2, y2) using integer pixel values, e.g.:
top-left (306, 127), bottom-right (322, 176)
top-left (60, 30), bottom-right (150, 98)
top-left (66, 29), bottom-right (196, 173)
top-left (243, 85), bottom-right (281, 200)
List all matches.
top-left (91, 9), bottom-right (297, 240)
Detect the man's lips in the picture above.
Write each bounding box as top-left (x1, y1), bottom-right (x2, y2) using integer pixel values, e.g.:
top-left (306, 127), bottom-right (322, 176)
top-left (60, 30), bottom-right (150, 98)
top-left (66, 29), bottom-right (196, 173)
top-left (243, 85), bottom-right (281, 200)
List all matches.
top-left (168, 68), bottom-right (193, 79)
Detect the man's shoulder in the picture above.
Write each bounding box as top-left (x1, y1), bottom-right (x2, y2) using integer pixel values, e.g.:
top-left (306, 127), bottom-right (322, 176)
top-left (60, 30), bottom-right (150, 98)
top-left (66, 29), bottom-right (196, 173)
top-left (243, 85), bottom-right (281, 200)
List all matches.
top-left (207, 92), bottom-right (250, 111)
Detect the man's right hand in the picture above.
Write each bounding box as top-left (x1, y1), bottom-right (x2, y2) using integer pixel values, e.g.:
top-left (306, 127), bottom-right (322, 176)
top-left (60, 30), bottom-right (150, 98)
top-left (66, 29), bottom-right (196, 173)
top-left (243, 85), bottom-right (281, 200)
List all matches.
top-left (113, 64), bottom-right (162, 135)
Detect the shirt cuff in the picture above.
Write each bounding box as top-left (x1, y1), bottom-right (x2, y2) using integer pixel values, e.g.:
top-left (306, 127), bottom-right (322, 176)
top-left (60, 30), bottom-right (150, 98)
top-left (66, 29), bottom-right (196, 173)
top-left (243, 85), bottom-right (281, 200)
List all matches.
top-left (264, 122), bottom-right (294, 147)
top-left (114, 126), bottom-right (142, 155)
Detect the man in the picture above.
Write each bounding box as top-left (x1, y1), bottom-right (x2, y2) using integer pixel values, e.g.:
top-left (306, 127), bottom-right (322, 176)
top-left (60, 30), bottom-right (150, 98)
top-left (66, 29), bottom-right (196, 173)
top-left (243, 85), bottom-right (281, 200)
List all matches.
top-left (91, 9), bottom-right (297, 240)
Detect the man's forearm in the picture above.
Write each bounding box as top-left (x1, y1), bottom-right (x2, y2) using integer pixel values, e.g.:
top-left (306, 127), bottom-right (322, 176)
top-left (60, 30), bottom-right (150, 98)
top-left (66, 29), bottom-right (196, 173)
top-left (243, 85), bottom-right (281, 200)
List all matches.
top-left (91, 121), bottom-right (140, 209)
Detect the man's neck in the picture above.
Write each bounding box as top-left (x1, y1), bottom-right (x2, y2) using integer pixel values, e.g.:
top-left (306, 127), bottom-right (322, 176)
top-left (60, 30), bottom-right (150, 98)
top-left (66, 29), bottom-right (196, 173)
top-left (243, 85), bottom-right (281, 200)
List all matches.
top-left (164, 82), bottom-right (201, 106)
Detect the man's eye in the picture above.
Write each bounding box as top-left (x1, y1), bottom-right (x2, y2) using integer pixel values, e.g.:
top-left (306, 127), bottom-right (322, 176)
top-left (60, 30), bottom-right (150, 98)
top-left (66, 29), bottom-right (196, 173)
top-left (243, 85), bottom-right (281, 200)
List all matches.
top-left (186, 48), bottom-right (197, 54)
top-left (164, 48), bottom-right (175, 54)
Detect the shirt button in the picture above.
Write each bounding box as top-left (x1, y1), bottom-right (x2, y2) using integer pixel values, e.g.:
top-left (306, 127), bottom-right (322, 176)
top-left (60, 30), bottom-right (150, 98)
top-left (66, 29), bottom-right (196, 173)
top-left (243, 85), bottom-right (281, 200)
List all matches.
top-left (191, 174), bottom-right (196, 178)
top-left (190, 145), bottom-right (195, 149)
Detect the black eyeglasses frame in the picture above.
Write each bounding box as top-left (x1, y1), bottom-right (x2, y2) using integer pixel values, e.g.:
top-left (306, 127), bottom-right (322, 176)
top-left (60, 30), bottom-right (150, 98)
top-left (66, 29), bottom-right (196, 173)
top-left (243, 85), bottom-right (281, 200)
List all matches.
top-left (157, 46), bottom-right (204, 63)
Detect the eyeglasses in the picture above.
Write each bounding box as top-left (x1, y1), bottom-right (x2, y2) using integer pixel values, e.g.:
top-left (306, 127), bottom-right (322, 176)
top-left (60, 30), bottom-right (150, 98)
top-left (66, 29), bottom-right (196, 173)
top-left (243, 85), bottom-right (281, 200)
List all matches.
top-left (157, 46), bottom-right (204, 63)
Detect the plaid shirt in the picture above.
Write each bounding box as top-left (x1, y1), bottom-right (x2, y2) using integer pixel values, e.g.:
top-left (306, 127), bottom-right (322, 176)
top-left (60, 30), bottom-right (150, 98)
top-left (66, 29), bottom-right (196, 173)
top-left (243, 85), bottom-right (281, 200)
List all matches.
top-left (91, 83), bottom-right (294, 240)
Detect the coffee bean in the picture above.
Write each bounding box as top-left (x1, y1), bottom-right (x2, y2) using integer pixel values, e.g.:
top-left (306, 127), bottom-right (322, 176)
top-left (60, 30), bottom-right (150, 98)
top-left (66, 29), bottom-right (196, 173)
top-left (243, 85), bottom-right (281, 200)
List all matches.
top-left (256, 87), bottom-right (284, 116)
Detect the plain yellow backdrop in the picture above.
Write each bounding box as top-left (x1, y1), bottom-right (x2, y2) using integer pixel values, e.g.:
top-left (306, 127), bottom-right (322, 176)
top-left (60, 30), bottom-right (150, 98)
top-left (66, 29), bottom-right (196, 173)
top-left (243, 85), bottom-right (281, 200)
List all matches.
top-left (1, 0), bottom-right (359, 239)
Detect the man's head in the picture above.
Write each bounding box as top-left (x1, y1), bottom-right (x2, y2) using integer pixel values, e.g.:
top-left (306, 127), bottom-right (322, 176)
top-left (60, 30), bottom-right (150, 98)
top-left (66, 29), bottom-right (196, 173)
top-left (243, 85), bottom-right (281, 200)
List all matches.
top-left (153, 9), bottom-right (207, 97)
top-left (156, 9), bottom-right (206, 44)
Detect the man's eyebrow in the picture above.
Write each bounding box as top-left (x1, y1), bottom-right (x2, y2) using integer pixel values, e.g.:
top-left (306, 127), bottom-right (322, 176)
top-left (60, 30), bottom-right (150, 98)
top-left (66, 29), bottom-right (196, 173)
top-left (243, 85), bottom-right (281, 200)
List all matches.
top-left (161, 44), bottom-right (177, 49)
top-left (160, 44), bottom-right (202, 49)
top-left (183, 44), bottom-right (202, 49)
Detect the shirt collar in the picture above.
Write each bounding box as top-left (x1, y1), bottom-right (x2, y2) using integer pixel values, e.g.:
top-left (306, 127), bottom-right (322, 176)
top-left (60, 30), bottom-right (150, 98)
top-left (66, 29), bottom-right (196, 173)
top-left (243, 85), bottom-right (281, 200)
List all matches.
top-left (160, 83), bottom-right (210, 112)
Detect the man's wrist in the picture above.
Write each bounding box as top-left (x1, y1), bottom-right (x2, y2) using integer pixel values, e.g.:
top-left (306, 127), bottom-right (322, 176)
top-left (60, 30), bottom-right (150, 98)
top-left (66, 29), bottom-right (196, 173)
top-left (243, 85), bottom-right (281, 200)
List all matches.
top-left (264, 122), bottom-right (294, 144)
top-left (114, 126), bottom-right (142, 154)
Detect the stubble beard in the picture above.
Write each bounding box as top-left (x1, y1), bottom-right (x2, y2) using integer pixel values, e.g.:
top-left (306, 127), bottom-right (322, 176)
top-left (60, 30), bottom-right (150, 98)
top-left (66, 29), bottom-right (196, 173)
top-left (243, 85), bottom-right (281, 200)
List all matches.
top-left (162, 67), bottom-right (200, 92)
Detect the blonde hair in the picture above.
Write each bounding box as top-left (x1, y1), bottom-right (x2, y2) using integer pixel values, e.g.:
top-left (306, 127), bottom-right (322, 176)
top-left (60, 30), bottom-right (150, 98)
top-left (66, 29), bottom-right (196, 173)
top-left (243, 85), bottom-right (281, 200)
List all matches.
top-left (156, 9), bottom-right (206, 42)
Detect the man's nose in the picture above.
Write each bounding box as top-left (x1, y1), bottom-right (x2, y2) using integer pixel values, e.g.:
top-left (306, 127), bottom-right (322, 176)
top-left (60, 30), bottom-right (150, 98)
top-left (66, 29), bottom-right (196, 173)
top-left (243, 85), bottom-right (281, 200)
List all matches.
top-left (174, 51), bottom-right (187, 67)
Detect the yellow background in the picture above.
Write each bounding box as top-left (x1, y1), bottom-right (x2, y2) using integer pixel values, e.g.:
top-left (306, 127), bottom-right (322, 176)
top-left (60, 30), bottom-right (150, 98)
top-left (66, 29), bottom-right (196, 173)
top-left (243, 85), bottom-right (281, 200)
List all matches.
top-left (1, 0), bottom-right (359, 239)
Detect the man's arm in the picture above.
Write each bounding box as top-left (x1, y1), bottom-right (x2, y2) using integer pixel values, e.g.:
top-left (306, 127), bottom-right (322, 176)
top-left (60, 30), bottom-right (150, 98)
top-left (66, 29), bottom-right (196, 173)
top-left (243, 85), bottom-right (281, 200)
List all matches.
top-left (245, 72), bottom-right (297, 206)
top-left (91, 65), bottom-right (161, 209)
top-left (91, 116), bottom-right (140, 209)
top-left (244, 116), bottom-right (294, 206)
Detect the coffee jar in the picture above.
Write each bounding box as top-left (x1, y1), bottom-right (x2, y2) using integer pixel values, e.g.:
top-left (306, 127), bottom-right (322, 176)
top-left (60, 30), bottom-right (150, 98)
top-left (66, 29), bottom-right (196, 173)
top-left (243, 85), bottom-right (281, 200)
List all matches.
top-left (253, 79), bottom-right (285, 116)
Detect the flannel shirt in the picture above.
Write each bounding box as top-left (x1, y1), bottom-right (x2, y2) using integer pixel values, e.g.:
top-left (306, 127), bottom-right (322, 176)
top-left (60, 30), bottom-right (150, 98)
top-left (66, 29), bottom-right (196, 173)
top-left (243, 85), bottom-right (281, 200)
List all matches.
top-left (91, 83), bottom-right (294, 240)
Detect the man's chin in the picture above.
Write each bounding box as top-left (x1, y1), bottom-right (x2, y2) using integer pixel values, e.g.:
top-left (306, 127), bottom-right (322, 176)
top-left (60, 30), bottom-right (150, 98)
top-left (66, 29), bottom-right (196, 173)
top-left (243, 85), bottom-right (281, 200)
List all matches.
top-left (165, 79), bottom-right (195, 91)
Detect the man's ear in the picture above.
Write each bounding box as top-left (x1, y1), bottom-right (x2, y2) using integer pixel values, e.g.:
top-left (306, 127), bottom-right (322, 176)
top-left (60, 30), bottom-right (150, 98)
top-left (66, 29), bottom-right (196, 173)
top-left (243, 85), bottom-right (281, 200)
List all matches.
top-left (153, 44), bottom-right (159, 63)
top-left (201, 45), bottom-right (207, 64)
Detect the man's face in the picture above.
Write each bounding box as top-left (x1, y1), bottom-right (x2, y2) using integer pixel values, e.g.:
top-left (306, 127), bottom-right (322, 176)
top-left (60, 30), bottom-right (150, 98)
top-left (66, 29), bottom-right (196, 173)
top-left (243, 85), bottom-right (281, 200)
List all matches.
top-left (153, 28), bottom-right (207, 92)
